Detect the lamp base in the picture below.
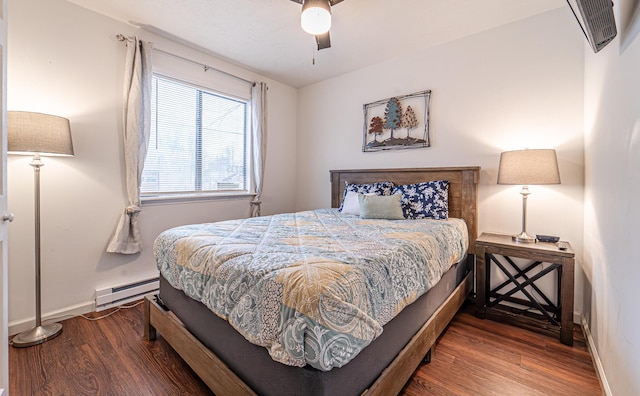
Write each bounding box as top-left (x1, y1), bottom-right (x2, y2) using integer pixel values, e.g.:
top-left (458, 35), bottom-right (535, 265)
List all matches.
top-left (512, 231), bottom-right (537, 243)
top-left (11, 323), bottom-right (62, 348)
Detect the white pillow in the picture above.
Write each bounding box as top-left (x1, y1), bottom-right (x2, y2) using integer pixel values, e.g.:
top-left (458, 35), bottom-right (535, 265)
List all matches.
top-left (341, 191), bottom-right (374, 215)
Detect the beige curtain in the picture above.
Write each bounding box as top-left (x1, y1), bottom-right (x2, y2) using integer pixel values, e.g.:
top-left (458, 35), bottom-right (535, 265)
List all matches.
top-left (107, 36), bottom-right (153, 254)
top-left (251, 82), bottom-right (268, 217)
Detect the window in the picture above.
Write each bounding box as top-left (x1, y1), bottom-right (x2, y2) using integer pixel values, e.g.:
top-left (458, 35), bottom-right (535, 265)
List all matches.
top-left (141, 75), bottom-right (249, 199)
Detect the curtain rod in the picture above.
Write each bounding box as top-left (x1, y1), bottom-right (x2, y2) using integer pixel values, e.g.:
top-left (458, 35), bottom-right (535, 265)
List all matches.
top-left (116, 34), bottom-right (255, 86)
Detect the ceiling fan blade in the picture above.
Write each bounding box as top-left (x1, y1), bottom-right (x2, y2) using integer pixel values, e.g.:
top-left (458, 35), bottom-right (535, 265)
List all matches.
top-left (290, 0), bottom-right (303, 3)
top-left (316, 31), bottom-right (331, 50)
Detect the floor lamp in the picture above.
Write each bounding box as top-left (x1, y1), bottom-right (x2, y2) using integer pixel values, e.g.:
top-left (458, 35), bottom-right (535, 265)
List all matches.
top-left (497, 149), bottom-right (561, 243)
top-left (8, 111), bottom-right (74, 347)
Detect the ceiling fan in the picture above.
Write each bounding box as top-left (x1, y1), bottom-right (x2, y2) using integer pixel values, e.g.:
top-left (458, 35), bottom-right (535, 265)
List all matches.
top-left (290, 0), bottom-right (344, 50)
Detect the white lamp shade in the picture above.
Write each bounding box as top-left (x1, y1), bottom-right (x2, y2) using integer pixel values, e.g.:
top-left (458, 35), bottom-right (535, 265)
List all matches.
top-left (8, 111), bottom-right (74, 156)
top-left (301, 0), bottom-right (332, 35)
top-left (497, 149), bottom-right (560, 185)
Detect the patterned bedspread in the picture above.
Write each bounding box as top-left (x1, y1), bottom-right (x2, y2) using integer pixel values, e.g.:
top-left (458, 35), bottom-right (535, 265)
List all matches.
top-left (154, 208), bottom-right (468, 371)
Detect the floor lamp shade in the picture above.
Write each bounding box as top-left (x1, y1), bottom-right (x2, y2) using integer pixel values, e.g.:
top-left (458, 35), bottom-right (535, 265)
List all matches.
top-left (8, 111), bottom-right (74, 156)
top-left (497, 149), bottom-right (560, 243)
top-left (8, 111), bottom-right (73, 347)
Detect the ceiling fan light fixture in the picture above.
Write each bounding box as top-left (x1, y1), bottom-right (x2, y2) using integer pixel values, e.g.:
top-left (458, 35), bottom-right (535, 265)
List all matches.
top-left (301, 0), bottom-right (332, 35)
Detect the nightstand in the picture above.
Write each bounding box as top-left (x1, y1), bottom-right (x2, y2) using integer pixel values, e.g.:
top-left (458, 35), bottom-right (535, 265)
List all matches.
top-left (474, 232), bottom-right (575, 346)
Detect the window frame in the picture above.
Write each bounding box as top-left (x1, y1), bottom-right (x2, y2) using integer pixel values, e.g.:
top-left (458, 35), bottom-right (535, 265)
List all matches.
top-left (140, 73), bottom-right (254, 204)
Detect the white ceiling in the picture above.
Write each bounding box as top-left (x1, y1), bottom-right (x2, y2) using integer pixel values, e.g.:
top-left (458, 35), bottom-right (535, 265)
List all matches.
top-left (64, 0), bottom-right (566, 88)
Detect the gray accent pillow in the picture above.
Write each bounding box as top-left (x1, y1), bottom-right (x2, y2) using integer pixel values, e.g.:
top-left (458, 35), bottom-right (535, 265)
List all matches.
top-left (358, 193), bottom-right (405, 220)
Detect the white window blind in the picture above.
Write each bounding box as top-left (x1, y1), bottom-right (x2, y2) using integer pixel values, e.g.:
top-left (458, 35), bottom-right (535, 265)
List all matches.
top-left (141, 75), bottom-right (249, 198)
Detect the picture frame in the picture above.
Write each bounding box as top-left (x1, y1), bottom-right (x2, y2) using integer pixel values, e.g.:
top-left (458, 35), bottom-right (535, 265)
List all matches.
top-left (362, 90), bottom-right (431, 152)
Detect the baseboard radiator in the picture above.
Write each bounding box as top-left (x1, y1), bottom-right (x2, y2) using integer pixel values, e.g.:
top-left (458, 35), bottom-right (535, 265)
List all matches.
top-left (95, 277), bottom-right (159, 311)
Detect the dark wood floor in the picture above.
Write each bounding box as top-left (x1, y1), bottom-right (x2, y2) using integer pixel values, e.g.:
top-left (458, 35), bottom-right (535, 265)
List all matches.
top-left (403, 308), bottom-right (602, 396)
top-left (9, 302), bottom-right (602, 395)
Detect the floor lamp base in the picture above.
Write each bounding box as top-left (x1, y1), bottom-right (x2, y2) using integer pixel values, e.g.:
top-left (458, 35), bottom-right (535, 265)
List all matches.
top-left (11, 323), bottom-right (62, 348)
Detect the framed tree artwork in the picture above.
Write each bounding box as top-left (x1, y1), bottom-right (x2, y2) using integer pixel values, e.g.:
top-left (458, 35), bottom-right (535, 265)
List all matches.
top-left (362, 90), bottom-right (431, 152)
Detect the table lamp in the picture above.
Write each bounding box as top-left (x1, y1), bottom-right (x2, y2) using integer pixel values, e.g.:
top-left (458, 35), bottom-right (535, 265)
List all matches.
top-left (8, 111), bottom-right (74, 347)
top-left (497, 149), bottom-right (560, 243)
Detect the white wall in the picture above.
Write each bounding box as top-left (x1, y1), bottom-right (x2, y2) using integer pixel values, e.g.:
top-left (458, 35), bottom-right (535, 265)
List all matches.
top-left (583, 0), bottom-right (640, 394)
top-left (6, 0), bottom-right (297, 331)
top-left (296, 9), bottom-right (586, 315)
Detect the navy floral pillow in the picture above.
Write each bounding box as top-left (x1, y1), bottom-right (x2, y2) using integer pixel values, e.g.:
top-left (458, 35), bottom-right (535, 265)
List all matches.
top-left (339, 181), bottom-right (394, 211)
top-left (392, 180), bottom-right (450, 219)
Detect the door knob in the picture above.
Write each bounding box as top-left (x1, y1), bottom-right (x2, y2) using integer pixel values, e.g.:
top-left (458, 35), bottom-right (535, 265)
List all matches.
top-left (2, 213), bottom-right (14, 223)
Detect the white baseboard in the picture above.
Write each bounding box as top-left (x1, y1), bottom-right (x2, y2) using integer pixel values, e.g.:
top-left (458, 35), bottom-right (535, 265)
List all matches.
top-left (581, 314), bottom-right (612, 396)
top-left (8, 300), bottom-right (95, 336)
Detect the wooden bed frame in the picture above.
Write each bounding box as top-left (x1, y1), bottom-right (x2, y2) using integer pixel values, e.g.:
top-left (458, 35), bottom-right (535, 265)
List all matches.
top-left (144, 166), bottom-right (480, 395)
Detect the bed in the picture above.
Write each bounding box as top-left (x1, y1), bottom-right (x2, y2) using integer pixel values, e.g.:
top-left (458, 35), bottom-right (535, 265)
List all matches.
top-left (144, 166), bottom-right (479, 395)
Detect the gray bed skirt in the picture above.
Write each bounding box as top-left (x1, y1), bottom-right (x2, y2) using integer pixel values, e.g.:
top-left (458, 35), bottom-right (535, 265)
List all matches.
top-left (158, 254), bottom-right (470, 396)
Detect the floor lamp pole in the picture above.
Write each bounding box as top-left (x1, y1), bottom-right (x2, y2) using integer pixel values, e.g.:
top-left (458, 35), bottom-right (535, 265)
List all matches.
top-left (11, 154), bottom-right (63, 347)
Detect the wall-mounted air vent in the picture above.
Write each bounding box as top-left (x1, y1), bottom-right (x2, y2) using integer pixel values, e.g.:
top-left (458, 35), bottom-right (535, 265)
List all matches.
top-left (567, 0), bottom-right (617, 53)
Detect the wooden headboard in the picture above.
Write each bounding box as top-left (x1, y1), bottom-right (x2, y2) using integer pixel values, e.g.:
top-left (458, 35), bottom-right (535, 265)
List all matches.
top-left (329, 167), bottom-right (480, 254)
